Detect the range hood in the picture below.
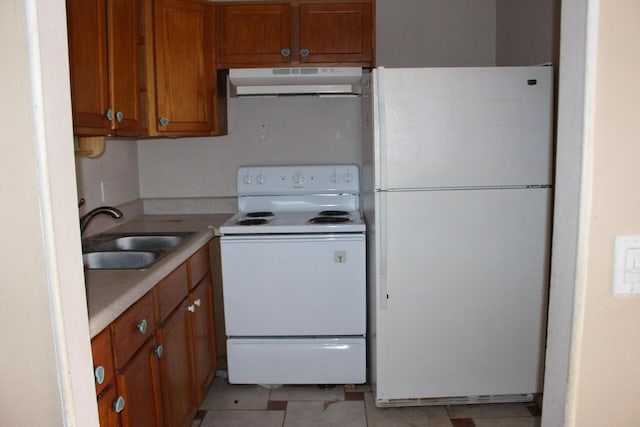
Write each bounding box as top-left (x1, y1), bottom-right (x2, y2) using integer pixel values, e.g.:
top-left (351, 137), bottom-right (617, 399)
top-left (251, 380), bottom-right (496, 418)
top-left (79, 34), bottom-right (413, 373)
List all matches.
top-left (228, 67), bottom-right (363, 96)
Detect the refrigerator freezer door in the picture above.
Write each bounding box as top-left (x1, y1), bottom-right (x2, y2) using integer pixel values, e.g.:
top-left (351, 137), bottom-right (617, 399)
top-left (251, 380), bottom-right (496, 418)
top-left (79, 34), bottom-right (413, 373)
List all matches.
top-left (376, 66), bottom-right (553, 190)
top-left (374, 188), bottom-right (551, 401)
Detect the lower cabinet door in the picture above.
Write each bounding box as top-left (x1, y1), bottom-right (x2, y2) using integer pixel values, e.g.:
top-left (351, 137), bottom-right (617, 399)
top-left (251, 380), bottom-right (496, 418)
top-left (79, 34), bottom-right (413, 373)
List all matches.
top-left (116, 338), bottom-right (163, 427)
top-left (97, 383), bottom-right (122, 427)
top-left (157, 298), bottom-right (197, 427)
top-left (192, 275), bottom-right (217, 403)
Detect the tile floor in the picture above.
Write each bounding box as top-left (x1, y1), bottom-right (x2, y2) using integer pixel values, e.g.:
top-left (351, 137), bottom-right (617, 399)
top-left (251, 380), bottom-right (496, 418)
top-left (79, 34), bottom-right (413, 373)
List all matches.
top-left (194, 377), bottom-right (542, 427)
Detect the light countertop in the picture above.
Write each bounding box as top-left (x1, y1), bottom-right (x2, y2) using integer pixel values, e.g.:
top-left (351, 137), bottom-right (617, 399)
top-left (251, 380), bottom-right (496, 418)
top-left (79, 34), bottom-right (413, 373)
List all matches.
top-left (85, 214), bottom-right (231, 338)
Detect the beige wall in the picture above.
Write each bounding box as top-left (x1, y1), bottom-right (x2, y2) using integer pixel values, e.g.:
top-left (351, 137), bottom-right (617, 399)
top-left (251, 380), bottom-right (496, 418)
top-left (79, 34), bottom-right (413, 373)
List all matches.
top-left (495, 0), bottom-right (560, 66)
top-left (569, 0), bottom-right (640, 425)
top-left (138, 96), bottom-right (362, 198)
top-left (1, 0), bottom-right (97, 425)
top-left (375, 0), bottom-right (496, 67)
top-left (0, 2), bottom-right (64, 424)
top-left (76, 139), bottom-right (140, 210)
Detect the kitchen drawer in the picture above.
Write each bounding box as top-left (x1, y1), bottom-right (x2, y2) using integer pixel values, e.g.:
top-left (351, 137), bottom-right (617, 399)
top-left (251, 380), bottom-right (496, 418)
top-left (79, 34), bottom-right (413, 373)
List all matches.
top-left (111, 291), bottom-right (156, 369)
top-left (154, 263), bottom-right (188, 322)
top-left (91, 328), bottom-right (115, 395)
top-left (188, 245), bottom-right (210, 289)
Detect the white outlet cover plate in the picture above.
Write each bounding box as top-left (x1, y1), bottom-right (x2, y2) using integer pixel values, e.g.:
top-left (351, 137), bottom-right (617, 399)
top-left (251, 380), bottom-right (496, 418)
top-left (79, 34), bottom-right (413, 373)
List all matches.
top-left (613, 235), bottom-right (640, 295)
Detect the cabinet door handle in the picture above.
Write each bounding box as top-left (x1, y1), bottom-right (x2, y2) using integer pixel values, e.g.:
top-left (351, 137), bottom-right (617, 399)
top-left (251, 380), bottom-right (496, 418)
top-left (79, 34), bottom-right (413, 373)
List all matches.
top-left (281, 48), bottom-right (291, 57)
top-left (193, 299), bottom-right (201, 307)
top-left (105, 109), bottom-right (114, 121)
top-left (136, 319), bottom-right (147, 334)
top-left (300, 49), bottom-right (310, 58)
top-left (154, 345), bottom-right (164, 359)
top-left (187, 304), bottom-right (196, 313)
top-left (112, 396), bottom-right (125, 413)
top-left (115, 111), bottom-right (124, 122)
top-left (159, 117), bottom-right (170, 127)
top-left (94, 366), bottom-right (105, 385)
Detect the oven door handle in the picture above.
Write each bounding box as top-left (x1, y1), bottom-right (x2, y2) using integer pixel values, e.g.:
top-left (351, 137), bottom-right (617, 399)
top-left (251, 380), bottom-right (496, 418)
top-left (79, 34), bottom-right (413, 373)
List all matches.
top-left (378, 191), bottom-right (388, 310)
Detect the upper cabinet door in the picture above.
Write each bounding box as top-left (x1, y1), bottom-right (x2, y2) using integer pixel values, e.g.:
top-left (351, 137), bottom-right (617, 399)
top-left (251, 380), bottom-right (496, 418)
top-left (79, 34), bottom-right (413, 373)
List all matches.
top-left (66, 0), bottom-right (111, 133)
top-left (298, 2), bottom-right (374, 65)
top-left (153, 0), bottom-right (217, 134)
top-left (108, 0), bottom-right (142, 135)
top-left (217, 4), bottom-right (292, 67)
top-left (66, 0), bottom-right (142, 136)
top-left (216, 1), bottom-right (374, 68)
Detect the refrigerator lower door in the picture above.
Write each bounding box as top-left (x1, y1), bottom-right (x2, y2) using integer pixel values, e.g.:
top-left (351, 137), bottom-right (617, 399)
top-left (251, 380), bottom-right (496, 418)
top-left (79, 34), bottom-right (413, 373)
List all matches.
top-left (374, 188), bottom-right (551, 403)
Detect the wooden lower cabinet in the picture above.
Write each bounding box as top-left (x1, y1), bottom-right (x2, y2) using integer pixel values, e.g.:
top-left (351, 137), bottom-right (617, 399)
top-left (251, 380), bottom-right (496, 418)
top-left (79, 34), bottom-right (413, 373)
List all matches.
top-left (191, 274), bottom-right (217, 403)
top-left (157, 275), bottom-right (218, 426)
top-left (91, 242), bottom-right (217, 427)
top-left (97, 384), bottom-right (122, 427)
top-left (116, 337), bottom-right (164, 427)
top-left (157, 299), bottom-right (197, 427)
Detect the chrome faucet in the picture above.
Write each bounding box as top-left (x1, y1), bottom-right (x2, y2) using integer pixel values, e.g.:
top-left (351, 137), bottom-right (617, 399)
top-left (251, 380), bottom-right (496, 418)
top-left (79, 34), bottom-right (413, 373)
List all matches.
top-left (80, 206), bottom-right (123, 235)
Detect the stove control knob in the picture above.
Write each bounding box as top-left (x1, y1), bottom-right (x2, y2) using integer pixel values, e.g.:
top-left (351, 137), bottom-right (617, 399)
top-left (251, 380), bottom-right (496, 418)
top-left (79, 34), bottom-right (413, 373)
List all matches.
top-left (330, 172), bottom-right (340, 183)
top-left (242, 174), bottom-right (253, 185)
top-left (292, 172), bottom-right (304, 185)
top-left (255, 174), bottom-right (265, 184)
top-left (343, 172), bottom-right (354, 183)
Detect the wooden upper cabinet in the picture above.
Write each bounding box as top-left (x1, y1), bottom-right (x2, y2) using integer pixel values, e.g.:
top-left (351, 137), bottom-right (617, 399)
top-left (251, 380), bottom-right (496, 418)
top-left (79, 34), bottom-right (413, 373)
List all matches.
top-left (216, 1), bottom-right (375, 68)
top-left (66, 0), bottom-right (142, 136)
top-left (66, 0), bottom-right (110, 133)
top-left (217, 4), bottom-right (292, 67)
top-left (67, 0), bottom-right (227, 138)
top-left (298, 3), bottom-right (373, 65)
top-left (108, 0), bottom-right (142, 134)
top-left (152, 0), bottom-right (225, 136)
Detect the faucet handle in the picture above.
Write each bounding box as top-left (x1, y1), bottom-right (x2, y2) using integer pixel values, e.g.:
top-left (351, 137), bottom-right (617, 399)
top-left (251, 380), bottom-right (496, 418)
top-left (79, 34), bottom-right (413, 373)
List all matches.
top-left (78, 198), bottom-right (86, 208)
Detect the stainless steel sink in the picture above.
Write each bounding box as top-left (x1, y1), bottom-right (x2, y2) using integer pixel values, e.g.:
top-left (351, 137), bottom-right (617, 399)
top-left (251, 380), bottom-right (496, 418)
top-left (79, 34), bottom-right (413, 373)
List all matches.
top-left (82, 232), bottom-right (194, 270)
top-left (83, 251), bottom-right (160, 270)
top-left (88, 234), bottom-right (189, 251)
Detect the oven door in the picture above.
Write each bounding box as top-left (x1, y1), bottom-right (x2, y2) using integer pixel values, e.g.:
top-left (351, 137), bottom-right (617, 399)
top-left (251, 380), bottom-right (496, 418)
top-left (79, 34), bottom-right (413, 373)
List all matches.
top-left (220, 233), bottom-right (366, 336)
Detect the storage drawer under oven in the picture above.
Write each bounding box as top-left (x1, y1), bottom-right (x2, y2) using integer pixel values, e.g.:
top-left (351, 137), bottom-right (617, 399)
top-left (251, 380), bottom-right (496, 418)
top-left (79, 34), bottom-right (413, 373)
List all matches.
top-left (220, 234), bottom-right (366, 336)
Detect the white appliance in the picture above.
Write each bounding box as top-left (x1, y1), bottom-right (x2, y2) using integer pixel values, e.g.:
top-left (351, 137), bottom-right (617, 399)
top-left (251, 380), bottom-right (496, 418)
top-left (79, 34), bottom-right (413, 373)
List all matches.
top-left (361, 66), bottom-right (553, 406)
top-left (220, 165), bottom-right (366, 384)
top-left (228, 67), bottom-right (363, 96)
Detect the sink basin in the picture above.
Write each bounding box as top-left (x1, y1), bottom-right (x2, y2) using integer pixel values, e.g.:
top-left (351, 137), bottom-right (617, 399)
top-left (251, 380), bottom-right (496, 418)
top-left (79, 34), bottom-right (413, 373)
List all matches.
top-left (89, 234), bottom-right (189, 251)
top-left (83, 251), bottom-right (160, 270)
top-left (82, 232), bottom-right (194, 270)
top-left (83, 232), bottom-right (193, 252)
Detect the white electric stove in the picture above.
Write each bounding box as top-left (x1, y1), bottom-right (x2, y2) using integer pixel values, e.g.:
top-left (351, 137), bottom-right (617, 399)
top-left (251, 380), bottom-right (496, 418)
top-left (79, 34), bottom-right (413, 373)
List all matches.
top-left (220, 165), bottom-right (366, 385)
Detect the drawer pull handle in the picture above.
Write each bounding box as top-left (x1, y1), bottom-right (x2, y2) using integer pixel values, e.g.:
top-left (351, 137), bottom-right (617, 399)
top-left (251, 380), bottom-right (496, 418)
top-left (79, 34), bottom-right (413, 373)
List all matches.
top-left (281, 48), bottom-right (291, 57)
top-left (113, 396), bottom-right (125, 413)
top-left (105, 109), bottom-right (114, 121)
top-left (187, 304), bottom-right (196, 313)
top-left (137, 319), bottom-right (147, 334)
top-left (154, 345), bottom-right (164, 359)
top-left (194, 299), bottom-right (201, 307)
top-left (300, 48), bottom-right (310, 58)
top-left (94, 366), bottom-right (105, 385)
top-left (115, 111), bottom-right (124, 122)
top-left (159, 117), bottom-right (170, 127)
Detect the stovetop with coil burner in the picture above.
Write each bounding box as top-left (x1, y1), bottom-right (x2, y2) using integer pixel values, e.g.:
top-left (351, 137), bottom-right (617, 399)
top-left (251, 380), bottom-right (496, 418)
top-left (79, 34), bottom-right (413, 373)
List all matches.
top-left (220, 165), bottom-right (366, 235)
top-left (223, 209), bottom-right (365, 234)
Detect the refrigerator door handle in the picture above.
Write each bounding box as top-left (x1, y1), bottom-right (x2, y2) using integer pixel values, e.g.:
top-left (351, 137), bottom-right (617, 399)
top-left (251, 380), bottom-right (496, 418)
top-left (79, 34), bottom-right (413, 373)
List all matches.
top-left (378, 191), bottom-right (388, 309)
top-left (376, 67), bottom-right (388, 190)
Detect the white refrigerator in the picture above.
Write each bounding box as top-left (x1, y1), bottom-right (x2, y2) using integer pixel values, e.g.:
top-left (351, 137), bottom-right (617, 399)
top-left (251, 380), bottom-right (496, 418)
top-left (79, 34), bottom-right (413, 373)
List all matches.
top-left (361, 66), bottom-right (553, 406)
